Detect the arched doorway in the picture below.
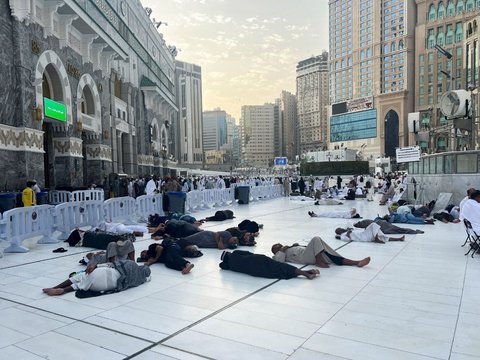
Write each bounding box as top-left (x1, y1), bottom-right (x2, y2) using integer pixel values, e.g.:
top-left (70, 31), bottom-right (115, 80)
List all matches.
top-left (384, 110), bottom-right (399, 158)
top-left (35, 50), bottom-right (72, 188)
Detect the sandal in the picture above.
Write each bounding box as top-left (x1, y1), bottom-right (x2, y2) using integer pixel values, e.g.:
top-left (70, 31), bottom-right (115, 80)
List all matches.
top-left (53, 247), bottom-right (68, 253)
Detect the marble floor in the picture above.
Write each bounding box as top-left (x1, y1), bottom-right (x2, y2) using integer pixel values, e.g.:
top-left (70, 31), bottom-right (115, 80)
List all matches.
top-left (0, 194), bottom-right (478, 360)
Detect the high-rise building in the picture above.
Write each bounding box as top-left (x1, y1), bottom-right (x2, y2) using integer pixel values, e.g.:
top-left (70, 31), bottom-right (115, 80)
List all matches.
top-left (279, 91), bottom-right (298, 161)
top-left (296, 52), bottom-right (329, 155)
top-left (415, 1), bottom-right (477, 152)
top-left (202, 109), bottom-right (228, 151)
top-left (174, 61), bottom-right (203, 165)
top-left (240, 104), bottom-right (276, 168)
top-left (328, 0), bottom-right (416, 160)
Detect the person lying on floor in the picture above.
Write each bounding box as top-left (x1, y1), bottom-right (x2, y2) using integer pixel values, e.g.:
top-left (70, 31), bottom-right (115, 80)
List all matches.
top-left (139, 240), bottom-right (194, 275)
top-left (149, 219), bottom-right (202, 239)
top-left (271, 236), bottom-right (370, 268)
top-left (148, 213), bottom-right (201, 227)
top-left (219, 250), bottom-right (319, 279)
top-left (42, 259), bottom-right (151, 296)
top-left (225, 227), bottom-right (256, 246)
top-left (335, 222), bottom-right (405, 243)
top-left (308, 208), bottom-right (361, 219)
top-left (353, 219), bottom-right (424, 234)
top-left (314, 198), bottom-right (344, 205)
top-left (201, 210), bottom-right (235, 222)
top-left (176, 230), bottom-right (239, 250)
top-left (80, 239), bottom-right (135, 267)
top-left (237, 219), bottom-right (263, 236)
top-left (93, 221), bottom-right (148, 236)
top-left (383, 212), bottom-right (434, 225)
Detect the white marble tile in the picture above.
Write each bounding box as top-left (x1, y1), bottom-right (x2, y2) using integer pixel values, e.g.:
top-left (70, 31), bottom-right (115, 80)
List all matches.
top-left (303, 333), bottom-right (442, 360)
top-left (54, 321), bottom-right (151, 355)
top-left (151, 345), bottom-right (212, 360)
top-left (192, 317), bottom-right (305, 354)
top-left (0, 307), bottom-right (66, 336)
top-left (0, 325), bottom-right (30, 348)
top-left (16, 331), bottom-right (124, 360)
top-left (84, 315), bottom-right (168, 342)
top-left (164, 330), bottom-right (287, 360)
top-left (318, 320), bottom-right (451, 359)
top-left (0, 346), bottom-right (45, 360)
top-left (287, 348), bottom-right (348, 360)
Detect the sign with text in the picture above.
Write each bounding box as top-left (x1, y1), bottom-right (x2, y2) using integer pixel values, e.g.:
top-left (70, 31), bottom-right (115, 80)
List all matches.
top-left (44, 98), bottom-right (67, 122)
top-left (275, 157), bottom-right (288, 166)
top-left (396, 146), bottom-right (420, 163)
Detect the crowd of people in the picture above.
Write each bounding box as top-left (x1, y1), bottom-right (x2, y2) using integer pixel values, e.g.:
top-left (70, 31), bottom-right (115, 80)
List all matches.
top-left (41, 171), bottom-right (473, 297)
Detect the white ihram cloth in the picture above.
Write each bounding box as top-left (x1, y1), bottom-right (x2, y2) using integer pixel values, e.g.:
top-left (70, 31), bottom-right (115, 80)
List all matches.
top-left (70, 265), bottom-right (120, 292)
top-left (96, 222), bottom-right (148, 234)
top-left (145, 179), bottom-right (157, 195)
top-left (312, 210), bottom-right (354, 219)
top-left (340, 222), bottom-right (389, 243)
top-left (459, 196), bottom-right (470, 221)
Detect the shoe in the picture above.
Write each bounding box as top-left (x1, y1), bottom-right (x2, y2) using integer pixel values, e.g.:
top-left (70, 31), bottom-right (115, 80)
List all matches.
top-left (53, 247), bottom-right (67, 253)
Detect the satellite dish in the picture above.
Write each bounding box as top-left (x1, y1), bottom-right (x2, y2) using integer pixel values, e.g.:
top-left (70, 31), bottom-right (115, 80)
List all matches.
top-left (440, 90), bottom-right (470, 118)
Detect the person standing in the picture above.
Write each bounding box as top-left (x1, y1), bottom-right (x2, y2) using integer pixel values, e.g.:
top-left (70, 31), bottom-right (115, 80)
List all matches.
top-left (22, 181), bottom-right (36, 207)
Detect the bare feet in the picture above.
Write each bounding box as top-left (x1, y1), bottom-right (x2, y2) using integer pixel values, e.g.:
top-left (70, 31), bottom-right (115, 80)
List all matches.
top-left (316, 262), bottom-right (330, 268)
top-left (373, 234), bottom-right (386, 244)
top-left (182, 263), bottom-right (194, 275)
top-left (42, 288), bottom-right (64, 296)
top-left (357, 257), bottom-right (370, 267)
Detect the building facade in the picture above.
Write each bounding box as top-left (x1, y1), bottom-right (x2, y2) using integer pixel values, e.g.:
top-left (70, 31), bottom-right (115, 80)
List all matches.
top-left (202, 109), bottom-right (228, 152)
top-left (174, 60), bottom-right (203, 165)
top-left (296, 52), bottom-right (329, 155)
top-left (1, 0), bottom-right (178, 191)
top-left (415, 0), bottom-right (479, 153)
top-left (279, 90), bottom-right (298, 162)
top-left (240, 104), bottom-right (275, 168)
top-left (328, 0), bottom-right (416, 161)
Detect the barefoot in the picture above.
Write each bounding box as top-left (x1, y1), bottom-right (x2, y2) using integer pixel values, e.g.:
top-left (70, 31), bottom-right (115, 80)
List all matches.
top-left (181, 263), bottom-right (194, 275)
top-left (44, 288), bottom-right (64, 296)
top-left (357, 257), bottom-right (370, 267)
top-left (316, 262), bottom-right (330, 268)
top-left (351, 208), bottom-right (357, 216)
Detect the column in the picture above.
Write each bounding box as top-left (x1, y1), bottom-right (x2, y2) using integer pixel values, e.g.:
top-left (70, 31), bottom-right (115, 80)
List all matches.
top-left (117, 131), bottom-right (123, 173)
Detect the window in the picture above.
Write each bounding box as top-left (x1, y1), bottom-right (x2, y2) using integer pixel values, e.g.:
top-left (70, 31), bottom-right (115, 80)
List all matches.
top-left (428, 3), bottom-right (437, 21)
top-left (457, 153), bottom-right (477, 173)
top-left (466, 0), bottom-right (474, 10)
top-left (446, 24), bottom-right (454, 44)
top-left (437, 27), bottom-right (445, 45)
top-left (438, 2), bottom-right (446, 18)
top-left (447, 1), bottom-right (455, 16)
top-left (427, 28), bottom-right (436, 48)
top-left (457, 0), bottom-right (465, 12)
top-left (456, 22), bottom-right (464, 42)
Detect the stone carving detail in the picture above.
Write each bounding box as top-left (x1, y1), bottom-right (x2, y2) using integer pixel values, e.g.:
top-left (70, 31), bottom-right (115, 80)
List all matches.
top-left (54, 137), bottom-right (83, 158)
top-left (0, 124), bottom-right (44, 153)
top-left (85, 144), bottom-right (112, 161)
top-left (138, 154), bottom-right (154, 166)
top-left (9, 0), bottom-right (32, 23)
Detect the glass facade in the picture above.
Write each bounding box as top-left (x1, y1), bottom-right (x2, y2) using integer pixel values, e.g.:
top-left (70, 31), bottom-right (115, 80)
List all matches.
top-left (330, 109), bottom-right (377, 142)
top-left (408, 152), bottom-right (480, 174)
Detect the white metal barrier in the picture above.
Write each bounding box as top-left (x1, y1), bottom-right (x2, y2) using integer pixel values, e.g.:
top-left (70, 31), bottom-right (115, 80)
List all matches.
top-left (201, 189), bottom-right (216, 209)
top-left (104, 197), bottom-right (137, 224)
top-left (136, 194), bottom-right (165, 221)
top-left (72, 190), bottom-right (104, 202)
top-left (48, 191), bottom-right (72, 205)
top-left (186, 191), bottom-right (203, 212)
top-left (54, 201), bottom-right (104, 240)
top-left (0, 205), bottom-right (57, 253)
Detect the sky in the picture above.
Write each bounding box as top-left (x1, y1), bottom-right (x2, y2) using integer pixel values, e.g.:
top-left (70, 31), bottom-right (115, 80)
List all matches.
top-left (142, 0), bottom-right (329, 121)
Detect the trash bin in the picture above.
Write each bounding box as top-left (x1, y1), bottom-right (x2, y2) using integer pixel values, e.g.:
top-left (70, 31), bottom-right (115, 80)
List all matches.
top-left (237, 186), bottom-right (250, 205)
top-left (167, 191), bottom-right (187, 214)
top-left (36, 191), bottom-right (49, 205)
top-left (0, 193), bottom-right (17, 213)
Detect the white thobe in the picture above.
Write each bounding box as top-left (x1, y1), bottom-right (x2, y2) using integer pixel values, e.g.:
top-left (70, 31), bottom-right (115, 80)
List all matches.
top-left (340, 223), bottom-right (389, 243)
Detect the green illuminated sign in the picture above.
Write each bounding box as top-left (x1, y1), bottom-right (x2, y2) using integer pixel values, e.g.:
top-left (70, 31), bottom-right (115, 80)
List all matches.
top-left (44, 98), bottom-right (67, 122)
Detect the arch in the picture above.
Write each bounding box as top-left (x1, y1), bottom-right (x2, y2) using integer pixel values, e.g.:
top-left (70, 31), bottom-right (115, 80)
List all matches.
top-left (160, 123), bottom-right (168, 158)
top-left (76, 74), bottom-right (101, 134)
top-left (35, 50), bottom-right (72, 125)
top-left (150, 118), bottom-right (161, 154)
top-left (447, 0), bottom-right (455, 15)
top-left (384, 110), bottom-right (399, 158)
top-left (438, 1), bottom-right (446, 18)
top-left (391, 41), bottom-right (396, 52)
top-left (428, 3), bottom-right (437, 21)
top-left (399, 39), bottom-right (405, 49)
